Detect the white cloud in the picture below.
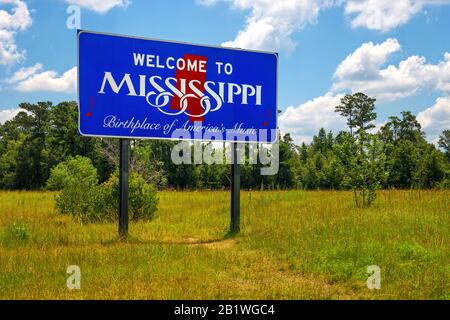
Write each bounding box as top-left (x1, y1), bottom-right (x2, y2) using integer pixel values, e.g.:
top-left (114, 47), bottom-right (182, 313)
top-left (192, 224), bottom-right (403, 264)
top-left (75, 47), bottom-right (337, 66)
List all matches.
top-left (334, 38), bottom-right (401, 81)
top-left (436, 53), bottom-right (450, 92)
top-left (279, 92), bottom-right (345, 144)
top-left (0, 107), bottom-right (20, 123)
top-left (0, 0), bottom-right (31, 30)
top-left (201, 0), bottom-right (332, 52)
top-left (0, 29), bottom-right (23, 65)
top-left (5, 63), bottom-right (42, 83)
top-left (344, 0), bottom-right (450, 32)
top-left (279, 38), bottom-right (450, 143)
top-left (200, 1), bottom-right (450, 52)
top-left (7, 64), bottom-right (77, 93)
top-left (66, 0), bottom-right (130, 13)
top-left (332, 38), bottom-right (450, 101)
top-left (417, 96), bottom-right (450, 142)
top-left (0, 0), bottom-right (32, 65)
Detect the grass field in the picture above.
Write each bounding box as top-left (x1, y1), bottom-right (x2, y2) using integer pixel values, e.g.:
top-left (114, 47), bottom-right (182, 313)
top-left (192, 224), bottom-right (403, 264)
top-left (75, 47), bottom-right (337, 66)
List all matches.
top-left (0, 190), bottom-right (449, 299)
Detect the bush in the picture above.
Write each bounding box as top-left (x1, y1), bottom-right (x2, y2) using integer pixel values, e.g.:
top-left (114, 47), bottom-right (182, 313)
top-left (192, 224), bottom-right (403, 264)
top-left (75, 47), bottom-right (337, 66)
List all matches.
top-left (47, 156), bottom-right (98, 191)
top-left (96, 171), bottom-right (159, 221)
top-left (0, 222), bottom-right (31, 247)
top-left (437, 170), bottom-right (450, 189)
top-left (50, 159), bottom-right (158, 223)
top-left (50, 157), bottom-right (98, 221)
top-left (46, 162), bottom-right (69, 191)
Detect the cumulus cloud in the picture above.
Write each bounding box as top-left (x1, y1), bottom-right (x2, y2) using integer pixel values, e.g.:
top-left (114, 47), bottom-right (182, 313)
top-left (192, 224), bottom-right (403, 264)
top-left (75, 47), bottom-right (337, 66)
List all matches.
top-left (334, 38), bottom-right (401, 82)
top-left (417, 96), bottom-right (450, 142)
top-left (0, 107), bottom-right (20, 123)
top-left (65, 0), bottom-right (130, 13)
top-left (279, 38), bottom-right (450, 143)
top-left (344, 0), bottom-right (450, 32)
top-left (201, 0), bottom-right (332, 52)
top-left (279, 93), bottom-right (345, 144)
top-left (332, 38), bottom-right (450, 101)
top-left (199, 1), bottom-right (450, 51)
top-left (5, 63), bottom-right (42, 83)
top-left (7, 64), bottom-right (77, 93)
top-left (0, 0), bottom-right (32, 65)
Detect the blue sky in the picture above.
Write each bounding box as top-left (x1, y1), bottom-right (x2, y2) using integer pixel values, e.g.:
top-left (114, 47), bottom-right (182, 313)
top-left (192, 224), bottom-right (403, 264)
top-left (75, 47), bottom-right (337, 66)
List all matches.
top-left (0, 0), bottom-right (449, 143)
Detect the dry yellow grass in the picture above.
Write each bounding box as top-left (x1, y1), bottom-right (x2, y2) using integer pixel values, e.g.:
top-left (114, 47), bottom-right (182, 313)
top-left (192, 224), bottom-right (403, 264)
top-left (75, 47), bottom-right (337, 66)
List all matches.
top-left (0, 190), bottom-right (449, 299)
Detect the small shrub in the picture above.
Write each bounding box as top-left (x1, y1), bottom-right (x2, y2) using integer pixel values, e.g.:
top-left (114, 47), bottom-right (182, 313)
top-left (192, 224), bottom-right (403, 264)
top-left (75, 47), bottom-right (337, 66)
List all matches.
top-left (52, 162), bottom-right (158, 223)
top-left (46, 162), bottom-right (69, 191)
top-left (1, 222), bottom-right (31, 247)
top-left (9, 222), bottom-right (30, 241)
top-left (396, 243), bottom-right (434, 262)
top-left (47, 156), bottom-right (98, 191)
top-left (51, 156), bottom-right (99, 221)
top-left (98, 171), bottom-right (159, 221)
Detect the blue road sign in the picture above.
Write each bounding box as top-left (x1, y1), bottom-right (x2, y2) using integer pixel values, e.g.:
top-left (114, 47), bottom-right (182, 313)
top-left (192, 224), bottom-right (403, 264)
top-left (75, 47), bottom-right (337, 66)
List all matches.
top-left (78, 30), bottom-right (277, 143)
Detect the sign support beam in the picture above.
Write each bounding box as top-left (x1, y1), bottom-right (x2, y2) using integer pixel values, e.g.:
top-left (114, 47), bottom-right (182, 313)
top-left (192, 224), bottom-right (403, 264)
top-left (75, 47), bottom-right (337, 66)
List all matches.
top-left (119, 139), bottom-right (130, 238)
top-left (230, 142), bottom-right (241, 234)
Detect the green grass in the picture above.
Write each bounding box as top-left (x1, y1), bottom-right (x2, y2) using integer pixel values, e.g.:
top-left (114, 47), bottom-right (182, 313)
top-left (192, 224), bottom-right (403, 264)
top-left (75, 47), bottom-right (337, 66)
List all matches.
top-left (0, 190), bottom-right (449, 299)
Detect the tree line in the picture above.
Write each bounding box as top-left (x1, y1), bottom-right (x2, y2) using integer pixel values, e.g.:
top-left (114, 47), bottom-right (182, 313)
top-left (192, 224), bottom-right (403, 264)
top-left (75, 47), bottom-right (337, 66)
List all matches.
top-left (0, 94), bottom-right (449, 195)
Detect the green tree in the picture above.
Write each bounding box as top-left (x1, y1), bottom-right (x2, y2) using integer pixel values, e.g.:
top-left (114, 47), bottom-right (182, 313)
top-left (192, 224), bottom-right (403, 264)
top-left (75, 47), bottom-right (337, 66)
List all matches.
top-left (276, 133), bottom-right (298, 189)
top-left (1, 99), bottom-right (448, 192)
top-left (380, 111), bottom-right (425, 145)
top-left (335, 93), bottom-right (385, 207)
top-left (413, 145), bottom-right (446, 188)
top-left (47, 101), bottom-right (111, 180)
top-left (438, 129), bottom-right (450, 161)
top-left (8, 102), bottom-right (52, 189)
top-left (386, 140), bottom-right (418, 188)
top-left (0, 133), bottom-right (26, 188)
top-left (132, 139), bottom-right (168, 187)
top-left (379, 111), bottom-right (434, 189)
top-left (335, 93), bottom-right (376, 136)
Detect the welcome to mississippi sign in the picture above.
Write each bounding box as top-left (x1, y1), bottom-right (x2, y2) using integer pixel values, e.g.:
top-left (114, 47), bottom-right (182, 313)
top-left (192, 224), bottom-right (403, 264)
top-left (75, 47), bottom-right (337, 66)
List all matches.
top-left (78, 30), bottom-right (278, 143)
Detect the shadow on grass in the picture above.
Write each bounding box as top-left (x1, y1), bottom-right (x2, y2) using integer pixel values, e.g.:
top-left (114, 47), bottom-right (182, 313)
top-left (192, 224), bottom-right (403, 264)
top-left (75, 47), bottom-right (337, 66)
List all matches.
top-left (102, 229), bottom-right (239, 247)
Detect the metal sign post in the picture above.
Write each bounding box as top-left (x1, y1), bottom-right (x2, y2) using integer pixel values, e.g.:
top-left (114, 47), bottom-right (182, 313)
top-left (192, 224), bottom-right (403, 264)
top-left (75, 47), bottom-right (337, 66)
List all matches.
top-left (119, 139), bottom-right (130, 237)
top-left (230, 142), bottom-right (240, 234)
